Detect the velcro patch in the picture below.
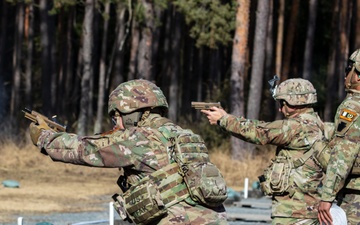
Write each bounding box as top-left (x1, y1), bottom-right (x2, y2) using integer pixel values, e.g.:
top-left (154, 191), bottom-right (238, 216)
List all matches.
top-left (339, 109), bottom-right (357, 122)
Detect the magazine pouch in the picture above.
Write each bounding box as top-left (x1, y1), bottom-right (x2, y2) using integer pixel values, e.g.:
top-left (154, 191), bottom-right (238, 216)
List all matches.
top-left (173, 132), bottom-right (228, 207)
top-left (181, 161), bottom-right (228, 207)
top-left (114, 177), bottom-right (167, 225)
top-left (259, 155), bottom-right (292, 196)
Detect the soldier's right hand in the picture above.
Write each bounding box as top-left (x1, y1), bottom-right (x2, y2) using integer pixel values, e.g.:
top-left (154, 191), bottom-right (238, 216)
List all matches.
top-left (201, 107), bottom-right (227, 125)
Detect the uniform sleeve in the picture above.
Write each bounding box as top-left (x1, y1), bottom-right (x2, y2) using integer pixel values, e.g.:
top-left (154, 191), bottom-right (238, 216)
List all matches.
top-left (37, 130), bottom-right (135, 168)
top-left (321, 123), bottom-right (360, 202)
top-left (218, 114), bottom-right (299, 146)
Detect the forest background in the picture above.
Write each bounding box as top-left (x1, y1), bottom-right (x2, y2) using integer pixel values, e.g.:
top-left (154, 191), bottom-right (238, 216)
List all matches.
top-left (1, 0), bottom-right (360, 161)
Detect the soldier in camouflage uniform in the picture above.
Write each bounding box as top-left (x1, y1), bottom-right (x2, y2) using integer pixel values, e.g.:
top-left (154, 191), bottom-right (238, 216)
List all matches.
top-left (318, 49), bottom-right (360, 225)
top-left (201, 78), bottom-right (326, 225)
top-left (28, 79), bottom-right (227, 225)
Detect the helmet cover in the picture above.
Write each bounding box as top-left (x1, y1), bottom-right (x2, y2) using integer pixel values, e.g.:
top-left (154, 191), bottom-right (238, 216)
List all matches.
top-left (108, 79), bottom-right (169, 114)
top-left (349, 49), bottom-right (360, 72)
top-left (273, 78), bottom-right (317, 106)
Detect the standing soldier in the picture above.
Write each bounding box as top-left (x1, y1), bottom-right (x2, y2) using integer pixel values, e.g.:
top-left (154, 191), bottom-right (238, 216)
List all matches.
top-left (318, 49), bottom-right (360, 225)
top-left (201, 78), bottom-right (326, 225)
top-left (28, 79), bottom-right (228, 225)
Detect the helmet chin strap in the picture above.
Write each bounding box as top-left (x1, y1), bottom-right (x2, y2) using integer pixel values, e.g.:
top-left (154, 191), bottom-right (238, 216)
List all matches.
top-left (345, 66), bottom-right (360, 89)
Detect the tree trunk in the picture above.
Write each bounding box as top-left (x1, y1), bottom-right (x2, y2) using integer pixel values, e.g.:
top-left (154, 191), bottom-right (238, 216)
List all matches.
top-left (94, 1), bottom-right (110, 134)
top-left (303, 0), bottom-right (318, 81)
top-left (25, 2), bottom-right (34, 109)
top-left (10, 2), bottom-right (24, 119)
top-left (137, 0), bottom-right (154, 80)
top-left (160, 8), bottom-right (171, 96)
top-left (64, 7), bottom-right (76, 124)
top-left (324, 0), bottom-right (340, 122)
top-left (129, 20), bottom-right (139, 80)
top-left (182, 37), bottom-right (196, 117)
top-left (0, 1), bottom-right (7, 75)
top-left (77, 0), bottom-right (94, 135)
top-left (196, 48), bottom-right (204, 106)
top-left (264, 0), bottom-right (276, 121)
top-left (274, 0), bottom-right (285, 120)
top-left (355, 0), bottom-right (360, 48)
top-left (230, 0), bottom-right (250, 161)
top-left (275, 0), bottom-right (284, 78)
top-left (247, 0), bottom-right (269, 120)
top-left (39, 0), bottom-right (53, 115)
top-left (281, 0), bottom-right (300, 81)
top-left (168, 10), bottom-right (182, 122)
top-left (0, 1), bottom-right (9, 120)
top-left (337, 0), bottom-right (351, 100)
top-left (108, 5), bottom-right (127, 92)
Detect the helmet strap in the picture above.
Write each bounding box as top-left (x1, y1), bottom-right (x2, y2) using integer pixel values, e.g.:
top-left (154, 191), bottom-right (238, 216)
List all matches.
top-left (140, 110), bottom-right (151, 121)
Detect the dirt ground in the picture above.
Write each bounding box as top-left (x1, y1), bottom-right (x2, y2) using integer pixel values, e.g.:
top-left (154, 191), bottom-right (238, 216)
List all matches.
top-left (0, 136), bottom-right (272, 224)
top-left (0, 142), bottom-right (121, 224)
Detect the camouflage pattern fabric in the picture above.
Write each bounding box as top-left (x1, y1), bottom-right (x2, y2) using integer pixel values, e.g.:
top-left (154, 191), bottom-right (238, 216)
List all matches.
top-left (272, 217), bottom-right (319, 225)
top-left (349, 49), bottom-right (360, 72)
top-left (152, 201), bottom-right (227, 225)
top-left (36, 113), bottom-right (227, 224)
top-left (320, 90), bottom-right (360, 225)
top-left (218, 108), bottom-right (325, 220)
top-left (108, 79), bottom-right (168, 114)
top-left (273, 78), bottom-right (317, 106)
top-left (336, 192), bottom-right (360, 225)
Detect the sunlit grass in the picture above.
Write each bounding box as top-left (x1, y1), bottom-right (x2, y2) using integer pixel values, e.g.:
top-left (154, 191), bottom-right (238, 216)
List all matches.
top-left (209, 143), bottom-right (276, 191)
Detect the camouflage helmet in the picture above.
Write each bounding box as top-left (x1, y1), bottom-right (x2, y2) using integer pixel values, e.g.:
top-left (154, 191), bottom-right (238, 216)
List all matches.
top-left (349, 49), bottom-right (360, 72)
top-left (273, 78), bottom-right (317, 106)
top-left (108, 79), bottom-right (169, 114)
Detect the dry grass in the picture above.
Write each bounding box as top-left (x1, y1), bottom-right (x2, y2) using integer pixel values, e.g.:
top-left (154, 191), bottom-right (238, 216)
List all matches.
top-left (209, 143), bottom-right (276, 191)
top-left (0, 139), bottom-right (120, 223)
top-left (0, 136), bottom-right (275, 223)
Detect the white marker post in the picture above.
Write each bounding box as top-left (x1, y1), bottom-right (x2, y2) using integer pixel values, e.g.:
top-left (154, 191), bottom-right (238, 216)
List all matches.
top-left (244, 178), bottom-right (249, 199)
top-left (17, 217), bottom-right (23, 225)
top-left (109, 202), bottom-right (115, 225)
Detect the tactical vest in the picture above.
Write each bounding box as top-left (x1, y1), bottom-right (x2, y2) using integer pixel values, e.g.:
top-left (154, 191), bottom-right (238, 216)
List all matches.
top-left (112, 117), bottom-right (227, 225)
top-left (259, 113), bottom-right (324, 196)
top-left (259, 148), bottom-right (316, 196)
top-left (157, 125), bottom-right (227, 207)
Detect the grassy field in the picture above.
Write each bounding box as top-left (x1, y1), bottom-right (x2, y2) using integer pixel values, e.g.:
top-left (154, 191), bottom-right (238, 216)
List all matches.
top-left (0, 135), bottom-right (275, 223)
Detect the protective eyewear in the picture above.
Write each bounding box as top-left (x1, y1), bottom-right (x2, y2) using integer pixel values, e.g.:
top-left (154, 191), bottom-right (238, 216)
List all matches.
top-left (111, 111), bottom-right (121, 126)
top-left (278, 100), bottom-right (286, 108)
top-left (345, 63), bottom-right (354, 75)
top-left (345, 64), bottom-right (360, 77)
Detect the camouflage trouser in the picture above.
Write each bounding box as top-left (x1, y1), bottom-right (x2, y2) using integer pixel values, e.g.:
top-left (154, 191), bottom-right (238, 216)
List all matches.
top-left (337, 191), bottom-right (360, 225)
top-left (272, 217), bottom-right (319, 225)
top-left (154, 201), bottom-right (228, 225)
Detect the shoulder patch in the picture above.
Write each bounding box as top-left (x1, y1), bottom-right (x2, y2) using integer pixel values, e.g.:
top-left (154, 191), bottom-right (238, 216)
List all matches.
top-left (336, 108), bottom-right (358, 135)
top-left (339, 108), bottom-right (357, 122)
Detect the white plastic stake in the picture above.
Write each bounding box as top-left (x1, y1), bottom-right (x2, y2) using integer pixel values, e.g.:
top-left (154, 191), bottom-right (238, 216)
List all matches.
top-left (244, 178), bottom-right (249, 199)
top-left (109, 202), bottom-right (114, 225)
top-left (17, 217), bottom-right (23, 225)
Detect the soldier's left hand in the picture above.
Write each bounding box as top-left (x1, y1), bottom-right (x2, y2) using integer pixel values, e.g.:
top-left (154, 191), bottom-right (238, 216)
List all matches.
top-left (29, 116), bottom-right (51, 146)
top-left (318, 201), bottom-right (332, 225)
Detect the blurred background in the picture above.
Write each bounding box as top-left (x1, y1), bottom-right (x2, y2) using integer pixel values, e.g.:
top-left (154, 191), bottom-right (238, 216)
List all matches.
top-left (0, 0), bottom-right (358, 192)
